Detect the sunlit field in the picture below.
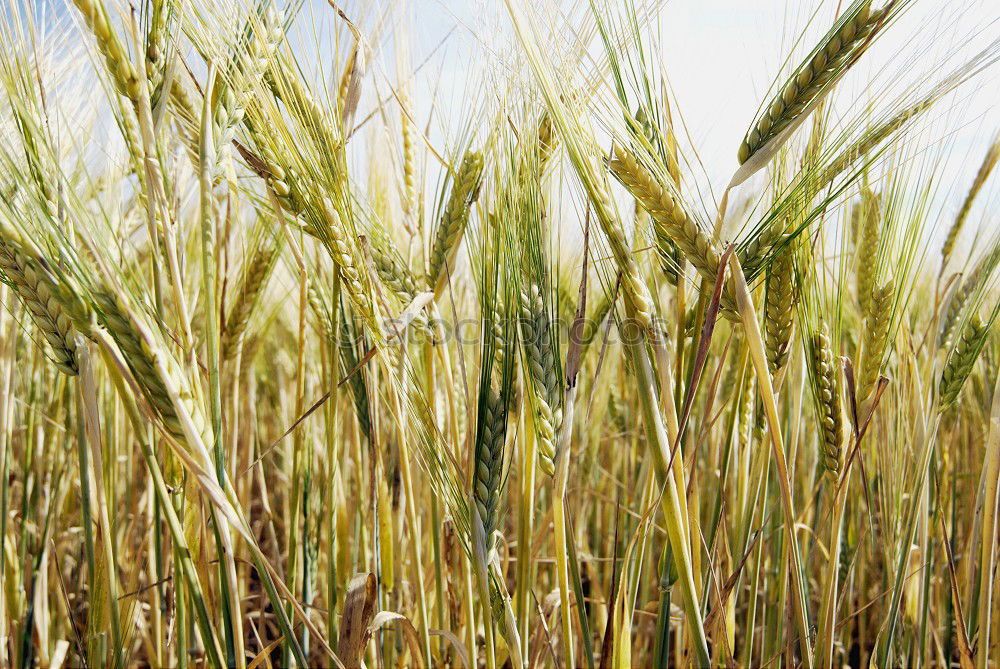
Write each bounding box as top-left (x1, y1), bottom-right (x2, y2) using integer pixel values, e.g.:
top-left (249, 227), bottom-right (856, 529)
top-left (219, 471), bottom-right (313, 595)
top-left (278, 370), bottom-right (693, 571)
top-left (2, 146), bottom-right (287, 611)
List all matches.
top-left (1, 0), bottom-right (999, 667)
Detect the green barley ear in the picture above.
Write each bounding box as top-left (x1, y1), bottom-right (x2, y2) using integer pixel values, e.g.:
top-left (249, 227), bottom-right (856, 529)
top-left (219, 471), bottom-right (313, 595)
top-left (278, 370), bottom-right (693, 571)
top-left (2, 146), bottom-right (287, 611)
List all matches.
top-left (740, 213), bottom-right (794, 281)
top-left (941, 136), bottom-right (1000, 267)
top-left (427, 150), bottom-right (485, 297)
top-left (473, 383), bottom-right (506, 544)
top-left (855, 188), bottom-right (882, 314)
top-left (93, 291), bottom-right (186, 438)
top-left (939, 314), bottom-right (990, 409)
top-left (809, 325), bottom-right (845, 478)
top-left (472, 304), bottom-right (516, 560)
top-left (738, 1), bottom-right (889, 167)
top-left (339, 299), bottom-right (372, 442)
top-left (0, 236), bottom-right (88, 376)
top-left (520, 282), bottom-right (562, 476)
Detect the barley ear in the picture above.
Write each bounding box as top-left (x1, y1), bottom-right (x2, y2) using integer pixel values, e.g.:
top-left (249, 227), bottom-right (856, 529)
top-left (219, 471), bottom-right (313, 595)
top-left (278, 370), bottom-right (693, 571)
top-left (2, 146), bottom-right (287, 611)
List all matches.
top-left (609, 145), bottom-right (737, 317)
top-left (738, 1), bottom-right (885, 165)
top-left (764, 250), bottom-right (796, 374)
top-left (939, 315), bottom-right (989, 408)
top-left (520, 283), bottom-right (562, 476)
top-left (71, 0), bottom-right (141, 104)
top-left (857, 279), bottom-right (894, 402)
top-left (855, 188), bottom-right (881, 314)
top-left (941, 136), bottom-right (1000, 267)
top-left (810, 326), bottom-right (844, 478)
top-left (427, 150), bottom-right (485, 296)
top-left (0, 237), bottom-right (88, 375)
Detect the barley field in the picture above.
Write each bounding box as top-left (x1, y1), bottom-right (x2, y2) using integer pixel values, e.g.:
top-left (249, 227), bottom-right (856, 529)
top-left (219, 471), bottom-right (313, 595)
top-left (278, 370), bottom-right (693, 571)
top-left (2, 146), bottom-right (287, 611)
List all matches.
top-left (1, 0), bottom-right (999, 667)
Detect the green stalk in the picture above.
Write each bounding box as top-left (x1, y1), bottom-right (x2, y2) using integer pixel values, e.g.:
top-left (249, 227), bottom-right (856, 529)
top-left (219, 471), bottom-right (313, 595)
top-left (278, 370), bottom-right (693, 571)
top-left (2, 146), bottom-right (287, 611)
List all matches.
top-left (552, 460), bottom-right (575, 669)
top-left (621, 316), bottom-right (711, 667)
top-left (727, 255), bottom-right (814, 668)
top-left (976, 371), bottom-right (1000, 668)
top-left (326, 273), bottom-right (342, 644)
top-left (516, 412), bottom-right (536, 658)
top-left (199, 67), bottom-right (243, 669)
top-left (101, 348), bottom-right (225, 668)
top-left (286, 267), bottom-right (309, 667)
top-left (877, 409), bottom-right (940, 668)
top-left (75, 336), bottom-right (123, 669)
top-left (392, 334), bottom-right (433, 666)
top-left (423, 339), bottom-right (447, 651)
top-left (816, 474), bottom-right (849, 668)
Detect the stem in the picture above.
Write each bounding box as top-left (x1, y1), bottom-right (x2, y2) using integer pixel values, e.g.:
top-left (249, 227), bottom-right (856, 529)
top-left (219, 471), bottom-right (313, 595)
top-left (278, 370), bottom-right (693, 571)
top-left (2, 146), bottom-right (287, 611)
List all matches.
top-left (728, 255), bottom-right (814, 669)
top-left (976, 372), bottom-right (1000, 669)
top-left (622, 320), bottom-right (711, 667)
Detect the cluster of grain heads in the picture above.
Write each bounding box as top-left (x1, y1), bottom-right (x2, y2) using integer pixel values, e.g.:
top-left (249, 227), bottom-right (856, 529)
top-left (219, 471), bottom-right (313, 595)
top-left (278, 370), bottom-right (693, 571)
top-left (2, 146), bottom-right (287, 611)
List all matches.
top-left (5, 1), bottom-right (1000, 668)
top-left (738, 1), bottom-right (890, 166)
top-left (427, 150), bottom-right (485, 297)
